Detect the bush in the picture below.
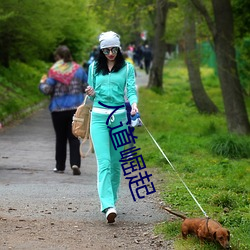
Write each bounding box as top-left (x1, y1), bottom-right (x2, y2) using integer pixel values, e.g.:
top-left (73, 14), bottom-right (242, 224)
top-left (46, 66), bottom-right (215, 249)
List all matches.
top-left (210, 191), bottom-right (237, 209)
top-left (210, 135), bottom-right (250, 159)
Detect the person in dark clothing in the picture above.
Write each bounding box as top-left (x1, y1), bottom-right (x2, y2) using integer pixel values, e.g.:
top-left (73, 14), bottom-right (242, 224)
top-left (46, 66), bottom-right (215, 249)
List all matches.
top-left (87, 46), bottom-right (99, 68)
top-left (143, 44), bottom-right (152, 74)
top-left (134, 45), bottom-right (144, 69)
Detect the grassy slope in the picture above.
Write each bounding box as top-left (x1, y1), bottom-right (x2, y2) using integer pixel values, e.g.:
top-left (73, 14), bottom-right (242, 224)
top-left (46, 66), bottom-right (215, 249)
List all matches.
top-left (0, 60), bottom-right (50, 123)
top-left (136, 59), bottom-right (250, 250)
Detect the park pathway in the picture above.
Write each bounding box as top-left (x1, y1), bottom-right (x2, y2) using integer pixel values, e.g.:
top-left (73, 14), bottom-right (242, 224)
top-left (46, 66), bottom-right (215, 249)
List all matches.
top-left (0, 69), bottom-right (172, 250)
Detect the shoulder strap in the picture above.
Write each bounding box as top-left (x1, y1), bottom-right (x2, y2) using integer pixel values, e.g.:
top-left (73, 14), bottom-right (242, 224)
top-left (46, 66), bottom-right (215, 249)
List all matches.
top-left (124, 62), bottom-right (129, 100)
top-left (92, 61), bottom-right (95, 88)
top-left (79, 126), bottom-right (94, 158)
top-left (83, 94), bottom-right (88, 105)
top-left (126, 62), bottom-right (129, 88)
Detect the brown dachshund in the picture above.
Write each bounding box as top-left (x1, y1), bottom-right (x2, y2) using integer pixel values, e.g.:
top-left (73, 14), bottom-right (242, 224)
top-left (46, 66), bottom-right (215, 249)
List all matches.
top-left (162, 207), bottom-right (231, 249)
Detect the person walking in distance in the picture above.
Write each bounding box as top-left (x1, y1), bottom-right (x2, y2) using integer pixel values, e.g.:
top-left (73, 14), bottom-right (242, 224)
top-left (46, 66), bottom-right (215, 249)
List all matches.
top-left (143, 44), bottom-right (152, 74)
top-left (39, 45), bottom-right (88, 175)
top-left (85, 31), bottom-right (138, 223)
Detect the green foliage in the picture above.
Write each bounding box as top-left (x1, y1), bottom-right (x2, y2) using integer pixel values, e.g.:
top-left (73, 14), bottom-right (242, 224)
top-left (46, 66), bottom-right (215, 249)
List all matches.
top-left (210, 191), bottom-right (238, 209)
top-left (232, 0), bottom-right (250, 39)
top-left (165, 3), bottom-right (184, 44)
top-left (92, 0), bottom-right (156, 46)
top-left (0, 60), bottom-right (49, 122)
top-left (210, 134), bottom-right (250, 159)
top-left (236, 37), bottom-right (250, 95)
top-left (136, 58), bottom-right (250, 249)
top-left (164, 0), bottom-right (213, 45)
top-left (0, 0), bottom-right (100, 66)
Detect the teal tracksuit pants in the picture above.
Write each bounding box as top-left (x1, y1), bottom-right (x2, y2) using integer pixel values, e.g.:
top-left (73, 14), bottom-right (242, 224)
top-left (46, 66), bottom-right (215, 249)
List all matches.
top-left (90, 110), bottom-right (127, 212)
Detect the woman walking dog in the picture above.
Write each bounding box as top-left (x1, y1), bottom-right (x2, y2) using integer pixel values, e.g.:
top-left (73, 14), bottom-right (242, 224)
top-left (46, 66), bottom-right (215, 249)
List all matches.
top-left (85, 31), bottom-right (138, 223)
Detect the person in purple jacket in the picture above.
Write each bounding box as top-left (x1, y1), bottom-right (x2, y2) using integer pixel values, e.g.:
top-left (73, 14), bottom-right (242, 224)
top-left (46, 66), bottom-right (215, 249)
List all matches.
top-left (39, 45), bottom-right (88, 175)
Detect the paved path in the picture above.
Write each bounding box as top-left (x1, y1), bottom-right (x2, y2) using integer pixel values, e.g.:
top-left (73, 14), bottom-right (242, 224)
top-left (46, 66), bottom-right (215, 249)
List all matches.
top-left (0, 70), bottom-right (171, 249)
top-left (135, 69), bottom-right (149, 88)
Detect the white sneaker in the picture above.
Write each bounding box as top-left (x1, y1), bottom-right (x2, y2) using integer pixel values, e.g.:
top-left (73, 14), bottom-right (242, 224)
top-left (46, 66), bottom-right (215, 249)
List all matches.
top-left (105, 207), bottom-right (117, 223)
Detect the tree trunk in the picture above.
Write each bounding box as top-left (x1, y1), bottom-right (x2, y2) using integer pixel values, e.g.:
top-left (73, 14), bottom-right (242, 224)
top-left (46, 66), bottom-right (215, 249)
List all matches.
top-left (148, 0), bottom-right (169, 89)
top-left (184, 4), bottom-right (218, 114)
top-left (191, 0), bottom-right (250, 134)
top-left (212, 0), bottom-right (250, 134)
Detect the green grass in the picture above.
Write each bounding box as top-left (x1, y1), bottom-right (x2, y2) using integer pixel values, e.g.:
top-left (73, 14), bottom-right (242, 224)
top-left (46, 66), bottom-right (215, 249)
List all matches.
top-left (136, 58), bottom-right (250, 250)
top-left (0, 60), bottom-right (50, 123)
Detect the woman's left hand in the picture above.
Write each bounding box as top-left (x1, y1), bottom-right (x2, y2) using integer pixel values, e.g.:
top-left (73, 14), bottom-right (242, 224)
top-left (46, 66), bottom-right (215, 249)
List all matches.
top-left (131, 103), bottom-right (138, 116)
top-left (85, 86), bottom-right (96, 97)
top-left (40, 74), bottom-right (47, 83)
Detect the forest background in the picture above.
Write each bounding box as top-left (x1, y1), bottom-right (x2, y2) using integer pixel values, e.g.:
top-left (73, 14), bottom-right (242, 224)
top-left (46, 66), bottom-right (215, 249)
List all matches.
top-left (0, 0), bottom-right (249, 249)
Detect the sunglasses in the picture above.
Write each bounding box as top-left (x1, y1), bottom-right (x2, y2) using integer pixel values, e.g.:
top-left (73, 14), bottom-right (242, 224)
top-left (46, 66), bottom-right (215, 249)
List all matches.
top-left (102, 47), bottom-right (119, 55)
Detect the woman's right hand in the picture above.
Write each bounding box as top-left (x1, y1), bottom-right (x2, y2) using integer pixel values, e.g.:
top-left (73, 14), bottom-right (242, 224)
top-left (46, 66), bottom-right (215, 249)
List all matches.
top-left (131, 103), bottom-right (138, 116)
top-left (85, 86), bottom-right (95, 97)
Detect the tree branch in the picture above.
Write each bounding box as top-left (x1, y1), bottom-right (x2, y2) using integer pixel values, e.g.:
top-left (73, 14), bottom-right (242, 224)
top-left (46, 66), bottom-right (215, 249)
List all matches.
top-left (190, 0), bottom-right (216, 37)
